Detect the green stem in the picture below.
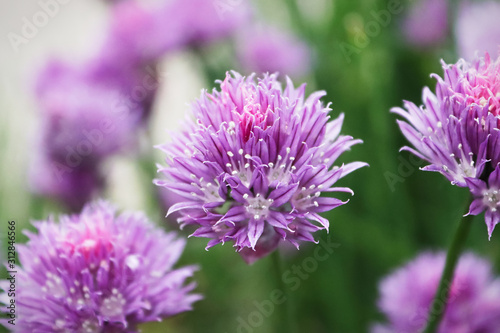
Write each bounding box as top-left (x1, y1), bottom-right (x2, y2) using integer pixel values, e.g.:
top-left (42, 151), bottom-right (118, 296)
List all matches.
top-left (271, 251), bottom-right (295, 333)
top-left (423, 202), bottom-right (474, 333)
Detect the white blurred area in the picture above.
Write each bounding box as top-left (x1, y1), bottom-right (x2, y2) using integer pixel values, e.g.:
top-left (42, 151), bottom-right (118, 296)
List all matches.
top-left (0, 0), bottom-right (204, 220)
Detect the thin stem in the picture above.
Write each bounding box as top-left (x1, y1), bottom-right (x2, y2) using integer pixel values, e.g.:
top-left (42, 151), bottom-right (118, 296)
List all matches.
top-left (423, 202), bottom-right (474, 333)
top-left (271, 251), bottom-right (295, 333)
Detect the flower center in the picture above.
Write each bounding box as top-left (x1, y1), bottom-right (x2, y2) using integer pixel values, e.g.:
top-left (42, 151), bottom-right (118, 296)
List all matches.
top-left (292, 185), bottom-right (321, 211)
top-left (66, 226), bottom-right (113, 261)
top-left (244, 193), bottom-right (273, 219)
top-left (80, 318), bottom-right (100, 333)
top-left (476, 89), bottom-right (500, 116)
top-left (467, 64), bottom-right (500, 116)
top-left (239, 87), bottom-right (268, 141)
top-left (42, 272), bottom-right (66, 298)
top-left (100, 288), bottom-right (126, 318)
top-left (483, 188), bottom-right (500, 212)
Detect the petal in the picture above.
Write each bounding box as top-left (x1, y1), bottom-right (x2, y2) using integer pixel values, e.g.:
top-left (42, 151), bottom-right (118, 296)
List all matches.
top-left (323, 186), bottom-right (354, 195)
top-left (250, 168), bottom-right (269, 195)
top-left (269, 183), bottom-right (299, 207)
top-left (220, 206), bottom-right (247, 224)
top-left (266, 211), bottom-right (291, 230)
top-left (464, 177), bottom-right (486, 196)
top-left (466, 198), bottom-right (485, 216)
top-left (167, 202), bottom-right (203, 217)
top-left (248, 218), bottom-right (265, 249)
top-left (485, 210), bottom-right (500, 240)
top-left (341, 162), bottom-right (369, 178)
top-left (310, 197), bottom-right (347, 213)
top-left (307, 213), bottom-right (330, 232)
top-left (488, 165), bottom-right (500, 186)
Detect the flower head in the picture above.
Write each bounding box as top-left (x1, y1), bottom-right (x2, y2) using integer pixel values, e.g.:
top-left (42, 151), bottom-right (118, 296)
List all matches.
top-left (35, 59), bottom-right (146, 161)
top-left (29, 152), bottom-right (104, 211)
top-left (372, 252), bottom-right (500, 333)
top-left (456, 1), bottom-right (500, 61)
top-left (0, 201), bottom-right (201, 332)
top-left (155, 71), bottom-right (366, 263)
top-left (392, 53), bottom-right (500, 237)
top-left (32, 57), bottom-right (155, 209)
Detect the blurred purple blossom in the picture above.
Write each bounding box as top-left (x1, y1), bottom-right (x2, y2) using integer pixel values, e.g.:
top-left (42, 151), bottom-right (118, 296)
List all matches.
top-left (35, 59), bottom-right (144, 161)
top-left (155, 71), bottom-right (366, 264)
top-left (372, 252), bottom-right (500, 333)
top-left (402, 0), bottom-right (448, 48)
top-left (31, 56), bottom-right (159, 209)
top-left (30, 152), bottom-right (104, 211)
top-left (455, 1), bottom-right (500, 60)
top-left (103, 0), bottom-right (252, 64)
top-left (0, 201), bottom-right (201, 332)
top-left (237, 26), bottom-right (312, 78)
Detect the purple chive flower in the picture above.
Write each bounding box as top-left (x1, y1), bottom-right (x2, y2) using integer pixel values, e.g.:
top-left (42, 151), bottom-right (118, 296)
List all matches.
top-left (104, 0), bottom-right (251, 63)
top-left (173, 0), bottom-right (251, 46)
top-left (155, 71), bottom-right (366, 264)
top-left (104, 0), bottom-right (185, 63)
top-left (455, 1), bottom-right (500, 61)
top-left (372, 252), bottom-right (500, 333)
top-left (35, 59), bottom-right (144, 161)
top-left (0, 201), bottom-right (201, 332)
top-left (237, 26), bottom-right (312, 78)
top-left (402, 0), bottom-right (448, 48)
top-left (392, 53), bottom-right (500, 238)
top-left (29, 152), bottom-right (104, 211)
top-left (32, 58), bottom-right (155, 209)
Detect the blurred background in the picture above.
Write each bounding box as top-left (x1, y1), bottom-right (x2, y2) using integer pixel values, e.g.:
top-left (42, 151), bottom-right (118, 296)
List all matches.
top-left (1, 0), bottom-right (500, 332)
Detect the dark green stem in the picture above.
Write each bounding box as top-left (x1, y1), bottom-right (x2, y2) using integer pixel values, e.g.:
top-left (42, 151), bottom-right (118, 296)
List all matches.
top-left (423, 202), bottom-right (474, 333)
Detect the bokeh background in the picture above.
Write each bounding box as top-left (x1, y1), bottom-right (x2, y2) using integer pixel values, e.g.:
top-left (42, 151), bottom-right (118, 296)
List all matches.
top-left (1, 0), bottom-right (500, 332)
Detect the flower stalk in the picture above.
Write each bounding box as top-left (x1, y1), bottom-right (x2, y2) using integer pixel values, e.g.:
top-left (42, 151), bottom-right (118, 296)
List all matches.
top-left (423, 201), bottom-right (474, 333)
